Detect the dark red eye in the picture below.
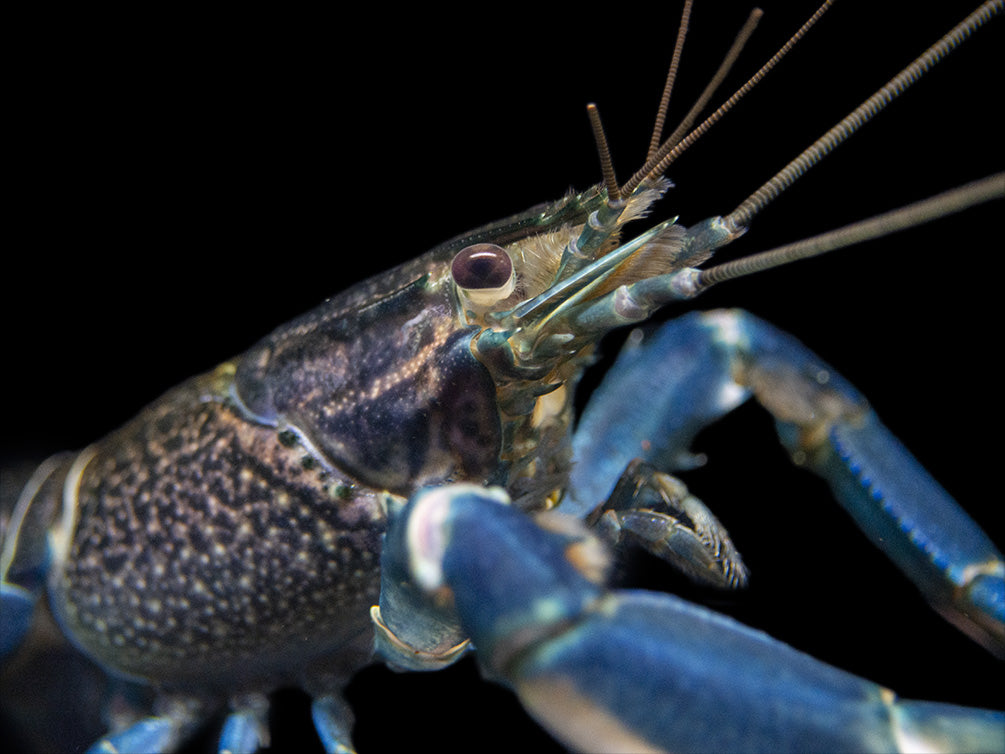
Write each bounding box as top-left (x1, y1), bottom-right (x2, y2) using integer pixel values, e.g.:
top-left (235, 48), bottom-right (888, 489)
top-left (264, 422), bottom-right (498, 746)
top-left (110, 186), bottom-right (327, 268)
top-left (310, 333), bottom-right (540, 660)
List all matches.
top-left (451, 244), bottom-right (513, 290)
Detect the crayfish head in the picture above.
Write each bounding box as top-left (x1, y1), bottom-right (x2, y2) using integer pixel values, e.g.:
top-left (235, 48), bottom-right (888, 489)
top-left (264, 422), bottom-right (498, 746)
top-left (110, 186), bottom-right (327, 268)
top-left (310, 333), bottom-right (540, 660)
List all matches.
top-left (227, 180), bottom-right (698, 509)
top-left (438, 180), bottom-right (718, 508)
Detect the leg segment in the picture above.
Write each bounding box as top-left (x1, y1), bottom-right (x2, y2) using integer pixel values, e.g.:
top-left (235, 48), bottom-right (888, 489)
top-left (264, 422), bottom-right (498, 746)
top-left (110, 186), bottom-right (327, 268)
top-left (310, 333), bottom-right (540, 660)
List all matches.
top-left (85, 717), bottom-right (188, 754)
top-left (83, 687), bottom-right (359, 753)
top-left (1, 453), bottom-right (72, 658)
top-left (84, 695), bottom-right (203, 754)
top-left (218, 694), bottom-right (270, 754)
top-left (566, 316), bottom-right (749, 517)
top-left (311, 695), bottom-right (357, 754)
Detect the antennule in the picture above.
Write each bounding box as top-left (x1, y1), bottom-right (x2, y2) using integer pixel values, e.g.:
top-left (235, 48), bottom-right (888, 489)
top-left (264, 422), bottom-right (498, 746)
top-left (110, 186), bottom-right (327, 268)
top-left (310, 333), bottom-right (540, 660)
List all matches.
top-left (647, 7), bottom-right (764, 175)
top-left (646, 0), bottom-right (694, 161)
top-left (622, 1), bottom-right (832, 196)
top-left (587, 104), bottom-right (620, 202)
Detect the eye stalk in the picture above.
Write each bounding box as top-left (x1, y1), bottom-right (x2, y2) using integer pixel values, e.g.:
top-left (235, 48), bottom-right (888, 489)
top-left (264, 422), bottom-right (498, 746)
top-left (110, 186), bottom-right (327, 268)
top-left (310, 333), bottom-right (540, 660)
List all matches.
top-left (451, 244), bottom-right (515, 310)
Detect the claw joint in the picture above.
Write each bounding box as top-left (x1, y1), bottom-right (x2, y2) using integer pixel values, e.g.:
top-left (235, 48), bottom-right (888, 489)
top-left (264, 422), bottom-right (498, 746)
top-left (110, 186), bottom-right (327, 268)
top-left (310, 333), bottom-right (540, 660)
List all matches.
top-left (370, 605), bottom-right (470, 672)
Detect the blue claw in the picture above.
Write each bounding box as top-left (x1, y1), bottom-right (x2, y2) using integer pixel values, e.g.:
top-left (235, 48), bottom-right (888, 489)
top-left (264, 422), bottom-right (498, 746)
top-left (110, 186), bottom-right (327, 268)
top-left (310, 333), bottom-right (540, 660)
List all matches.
top-left (378, 485), bottom-right (1005, 754)
top-left (708, 308), bottom-right (1005, 655)
top-left (569, 309), bottom-right (1004, 654)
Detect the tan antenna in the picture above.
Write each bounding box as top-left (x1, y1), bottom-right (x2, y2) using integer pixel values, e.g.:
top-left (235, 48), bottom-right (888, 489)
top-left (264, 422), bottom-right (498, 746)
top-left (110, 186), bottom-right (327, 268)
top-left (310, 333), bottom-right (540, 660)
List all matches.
top-left (622, 0), bottom-right (834, 197)
top-left (724, 0), bottom-right (1003, 233)
top-left (587, 104), bottom-right (620, 202)
top-left (694, 174), bottom-right (1005, 293)
top-left (646, 0), bottom-right (694, 162)
top-left (652, 8), bottom-right (764, 171)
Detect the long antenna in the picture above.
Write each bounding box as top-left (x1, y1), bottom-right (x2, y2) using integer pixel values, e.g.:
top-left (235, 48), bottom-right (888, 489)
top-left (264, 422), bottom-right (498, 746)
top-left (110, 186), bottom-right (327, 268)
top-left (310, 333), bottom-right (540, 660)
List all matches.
top-left (692, 173), bottom-right (1005, 293)
top-left (724, 0), bottom-right (1003, 233)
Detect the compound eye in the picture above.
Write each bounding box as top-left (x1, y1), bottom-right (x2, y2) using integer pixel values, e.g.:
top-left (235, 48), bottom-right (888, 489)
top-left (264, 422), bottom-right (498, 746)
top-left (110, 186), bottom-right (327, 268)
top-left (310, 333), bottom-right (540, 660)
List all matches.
top-left (451, 244), bottom-right (515, 307)
top-left (452, 244), bottom-right (513, 290)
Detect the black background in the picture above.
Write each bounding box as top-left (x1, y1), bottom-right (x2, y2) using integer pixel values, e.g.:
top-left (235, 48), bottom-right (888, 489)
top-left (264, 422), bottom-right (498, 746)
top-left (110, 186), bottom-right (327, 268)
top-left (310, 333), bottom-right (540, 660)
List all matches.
top-left (3, 2), bottom-right (1002, 752)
